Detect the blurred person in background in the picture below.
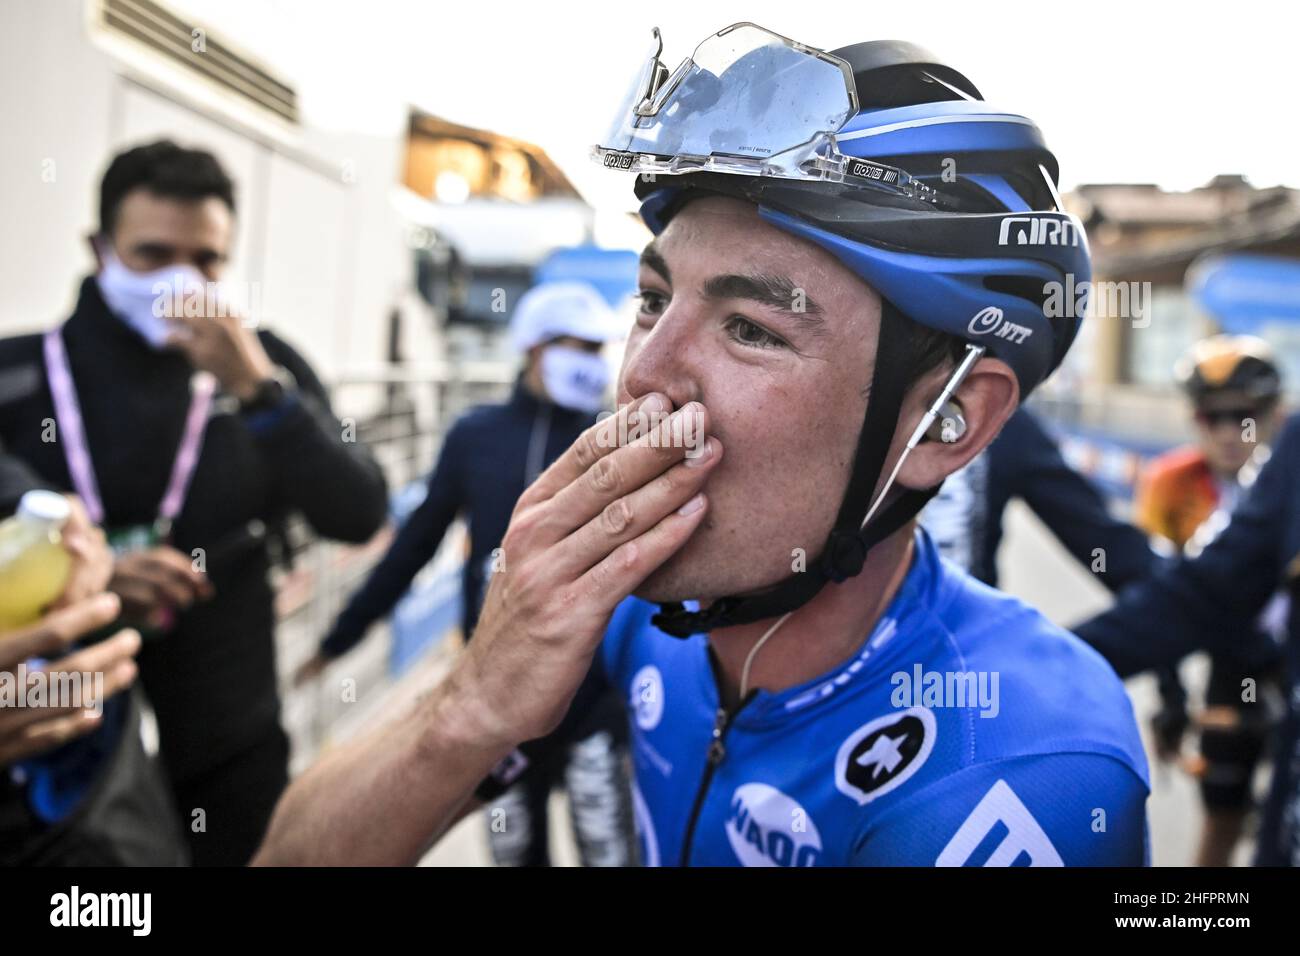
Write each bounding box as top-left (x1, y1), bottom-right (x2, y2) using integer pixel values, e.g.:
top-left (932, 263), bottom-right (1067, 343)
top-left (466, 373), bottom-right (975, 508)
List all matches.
top-left (0, 140), bottom-right (388, 864)
top-left (1133, 334), bottom-right (1286, 865)
top-left (0, 484), bottom-right (184, 864)
top-left (921, 405), bottom-right (1158, 593)
top-left (296, 281), bottom-right (637, 866)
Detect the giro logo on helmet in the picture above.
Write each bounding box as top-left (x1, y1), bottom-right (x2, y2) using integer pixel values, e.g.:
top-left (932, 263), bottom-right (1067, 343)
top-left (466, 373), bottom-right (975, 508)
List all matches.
top-left (998, 215), bottom-right (1081, 248)
top-left (968, 306), bottom-right (1033, 345)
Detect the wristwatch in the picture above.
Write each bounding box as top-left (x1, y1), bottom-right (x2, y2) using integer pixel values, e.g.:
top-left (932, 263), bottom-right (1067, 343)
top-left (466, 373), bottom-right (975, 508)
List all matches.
top-left (238, 366), bottom-right (297, 414)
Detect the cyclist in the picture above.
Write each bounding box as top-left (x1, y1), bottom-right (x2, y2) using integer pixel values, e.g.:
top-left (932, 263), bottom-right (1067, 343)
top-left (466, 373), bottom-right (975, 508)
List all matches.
top-left (1134, 335), bottom-right (1285, 865)
top-left (256, 24), bottom-right (1149, 867)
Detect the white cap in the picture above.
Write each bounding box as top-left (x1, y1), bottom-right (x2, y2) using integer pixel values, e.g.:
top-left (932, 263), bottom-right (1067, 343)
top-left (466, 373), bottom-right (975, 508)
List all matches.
top-left (17, 490), bottom-right (70, 527)
top-left (509, 281), bottom-right (626, 353)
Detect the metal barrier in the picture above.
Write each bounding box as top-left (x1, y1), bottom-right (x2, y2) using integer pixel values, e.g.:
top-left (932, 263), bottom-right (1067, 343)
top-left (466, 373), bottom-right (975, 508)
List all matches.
top-left (273, 362), bottom-right (515, 770)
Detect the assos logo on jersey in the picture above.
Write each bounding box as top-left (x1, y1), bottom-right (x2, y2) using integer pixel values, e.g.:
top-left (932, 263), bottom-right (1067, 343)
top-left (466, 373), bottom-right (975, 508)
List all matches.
top-left (725, 783), bottom-right (822, 867)
top-left (835, 706), bottom-right (936, 805)
top-left (630, 665), bottom-right (664, 731)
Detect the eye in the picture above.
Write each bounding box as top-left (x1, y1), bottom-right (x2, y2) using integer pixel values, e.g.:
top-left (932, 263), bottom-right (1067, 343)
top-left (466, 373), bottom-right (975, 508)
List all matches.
top-left (725, 315), bottom-right (787, 350)
top-left (637, 290), bottom-right (668, 317)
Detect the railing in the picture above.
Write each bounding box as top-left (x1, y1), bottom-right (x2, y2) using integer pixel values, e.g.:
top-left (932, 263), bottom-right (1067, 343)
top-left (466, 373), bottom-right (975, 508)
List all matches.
top-left (273, 362), bottom-right (515, 770)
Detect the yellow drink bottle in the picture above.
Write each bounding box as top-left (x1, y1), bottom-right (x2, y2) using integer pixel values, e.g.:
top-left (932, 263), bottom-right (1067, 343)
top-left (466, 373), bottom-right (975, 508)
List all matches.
top-left (0, 491), bottom-right (73, 633)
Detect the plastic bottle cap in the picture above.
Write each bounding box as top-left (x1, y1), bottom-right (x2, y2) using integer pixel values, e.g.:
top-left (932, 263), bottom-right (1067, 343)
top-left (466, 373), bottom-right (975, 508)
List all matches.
top-left (17, 490), bottom-right (71, 526)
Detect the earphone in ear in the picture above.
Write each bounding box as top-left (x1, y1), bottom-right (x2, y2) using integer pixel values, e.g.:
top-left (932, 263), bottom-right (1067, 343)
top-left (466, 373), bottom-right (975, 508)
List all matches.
top-left (924, 400), bottom-right (967, 443)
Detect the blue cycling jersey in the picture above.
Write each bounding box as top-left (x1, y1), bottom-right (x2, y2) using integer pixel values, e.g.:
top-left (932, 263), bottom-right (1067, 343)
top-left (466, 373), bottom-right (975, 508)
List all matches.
top-left (599, 530), bottom-right (1150, 866)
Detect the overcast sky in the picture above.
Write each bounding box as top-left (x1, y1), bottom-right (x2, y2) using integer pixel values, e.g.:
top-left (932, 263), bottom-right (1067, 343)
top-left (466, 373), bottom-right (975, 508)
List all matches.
top-left (175, 0), bottom-right (1298, 213)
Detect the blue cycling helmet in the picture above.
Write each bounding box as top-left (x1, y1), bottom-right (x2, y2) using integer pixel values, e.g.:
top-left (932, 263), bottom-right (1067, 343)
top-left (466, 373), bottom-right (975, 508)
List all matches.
top-left (629, 37), bottom-right (1090, 398)
top-left (595, 27), bottom-right (1091, 635)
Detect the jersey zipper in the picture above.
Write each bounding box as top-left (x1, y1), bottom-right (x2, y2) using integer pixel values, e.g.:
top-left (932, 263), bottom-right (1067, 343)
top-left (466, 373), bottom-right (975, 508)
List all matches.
top-left (678, 689), bottom-right (757, 867)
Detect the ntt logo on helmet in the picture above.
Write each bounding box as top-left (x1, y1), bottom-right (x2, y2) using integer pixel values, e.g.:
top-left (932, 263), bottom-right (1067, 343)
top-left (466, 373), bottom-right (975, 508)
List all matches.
top-left (968, 306), bottom-right (1003, 334)
top-left (968, 306), bottom-right (1033, 345)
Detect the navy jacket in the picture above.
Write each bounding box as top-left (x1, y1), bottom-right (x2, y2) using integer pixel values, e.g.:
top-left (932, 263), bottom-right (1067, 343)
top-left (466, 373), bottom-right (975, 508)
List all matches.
top-left (0, 275), bottom-right (387, 844)
top-left (322, 380), bottom-right (593, 656)
top-left (923, 406), bottom-right (1157, 592)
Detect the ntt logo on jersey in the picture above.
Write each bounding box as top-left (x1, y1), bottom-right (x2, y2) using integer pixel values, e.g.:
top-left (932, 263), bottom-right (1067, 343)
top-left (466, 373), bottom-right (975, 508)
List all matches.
top-left (725, 783), bottom-right (823, 867)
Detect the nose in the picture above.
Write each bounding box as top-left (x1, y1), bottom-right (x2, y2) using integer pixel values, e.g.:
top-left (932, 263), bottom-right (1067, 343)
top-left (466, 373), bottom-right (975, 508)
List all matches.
top-left (618, 301), bottom-right (704, 411)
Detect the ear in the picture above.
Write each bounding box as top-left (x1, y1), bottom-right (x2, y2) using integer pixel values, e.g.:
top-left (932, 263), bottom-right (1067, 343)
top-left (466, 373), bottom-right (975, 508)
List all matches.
top-left (894, 356), bottom-right (1020, 490)
top-left (87, 233), bottom-right (107, 272)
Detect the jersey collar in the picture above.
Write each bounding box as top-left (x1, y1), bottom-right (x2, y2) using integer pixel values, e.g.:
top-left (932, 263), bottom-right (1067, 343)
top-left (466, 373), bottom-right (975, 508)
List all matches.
top-left (720, 528), bottom-right (956, 728)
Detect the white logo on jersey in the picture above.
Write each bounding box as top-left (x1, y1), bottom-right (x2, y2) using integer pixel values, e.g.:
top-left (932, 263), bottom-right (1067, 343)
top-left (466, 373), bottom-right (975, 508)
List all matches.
top-left (936, 779), bottom-right (1064, 866)
top-left (835, 706), bottom-right (936, 805)
top-left (725, 783), bottom-right (823, 867)
top-left (630, 665), bottom-right (664, 731)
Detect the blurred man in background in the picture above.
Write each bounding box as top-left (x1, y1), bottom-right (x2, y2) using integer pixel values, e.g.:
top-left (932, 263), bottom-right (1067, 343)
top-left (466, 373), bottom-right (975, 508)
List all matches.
top-left (0, 140), bottom-right (388, 864)
top-left (1134, 334), bottom-right (1286, 865)
top-left (297, 281), bottom-right (637, 866)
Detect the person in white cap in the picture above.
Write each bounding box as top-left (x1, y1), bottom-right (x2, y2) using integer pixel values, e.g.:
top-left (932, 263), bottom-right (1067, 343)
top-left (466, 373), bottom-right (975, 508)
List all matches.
top-left (297, 280), bottom-right (635, 866)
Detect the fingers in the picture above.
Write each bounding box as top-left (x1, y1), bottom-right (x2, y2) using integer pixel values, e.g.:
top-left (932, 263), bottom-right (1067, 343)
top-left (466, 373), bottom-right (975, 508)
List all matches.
top-left (0, 592), bottom-right (121, 670)
top-left (50, 628), bottom-right (141, 690)
top-left (0, 711), bottom-right (102, 765)
top-left (0, 628), bottom-right (139, 734)
top-left (556, 435), bottom-right (722, 578)
top-left (111, 578), bottom-right (163, 621)
top-left (578, 490), bottom-right (711, 617)
top-left (117, 548), bottom-right (212, 609)
top-left (523, 401), bottom-right (707, 551)
top-left (519, 393), bottom-right (671, 508)
top-left (55, 498), bottom-right (113, 605)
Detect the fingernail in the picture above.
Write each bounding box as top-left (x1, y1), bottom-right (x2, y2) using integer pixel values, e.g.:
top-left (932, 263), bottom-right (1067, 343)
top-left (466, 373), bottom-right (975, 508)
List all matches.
top-left (677, 493), bottom-right (705, 516)
top-left (640, 394), bottom-right (666, 415)
top-left (685, 437), bottom-right (713, 467)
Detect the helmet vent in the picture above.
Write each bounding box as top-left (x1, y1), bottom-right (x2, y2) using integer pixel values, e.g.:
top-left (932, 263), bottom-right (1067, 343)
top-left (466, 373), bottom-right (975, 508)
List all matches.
top-left (983, 275), bottom-right (1049, 308)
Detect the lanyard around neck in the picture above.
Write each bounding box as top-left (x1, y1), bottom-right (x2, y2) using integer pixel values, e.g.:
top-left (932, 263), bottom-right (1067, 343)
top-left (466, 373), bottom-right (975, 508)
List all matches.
top-left (42, 326), bottom-right (215, 537)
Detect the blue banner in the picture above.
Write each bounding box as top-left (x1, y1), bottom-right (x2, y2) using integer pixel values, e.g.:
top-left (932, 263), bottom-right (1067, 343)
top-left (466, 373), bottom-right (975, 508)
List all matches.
top-left (1187, 253), bottom-right (1300, 333)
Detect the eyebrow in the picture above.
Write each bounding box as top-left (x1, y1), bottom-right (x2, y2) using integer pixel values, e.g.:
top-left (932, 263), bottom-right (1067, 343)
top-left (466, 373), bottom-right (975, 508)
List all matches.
top-left (703, 272), bottom-right (827, 336)
top-left (639, 241), bottom-right (828, 337)
top-left (640, 242), bottom-right (671, 285)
